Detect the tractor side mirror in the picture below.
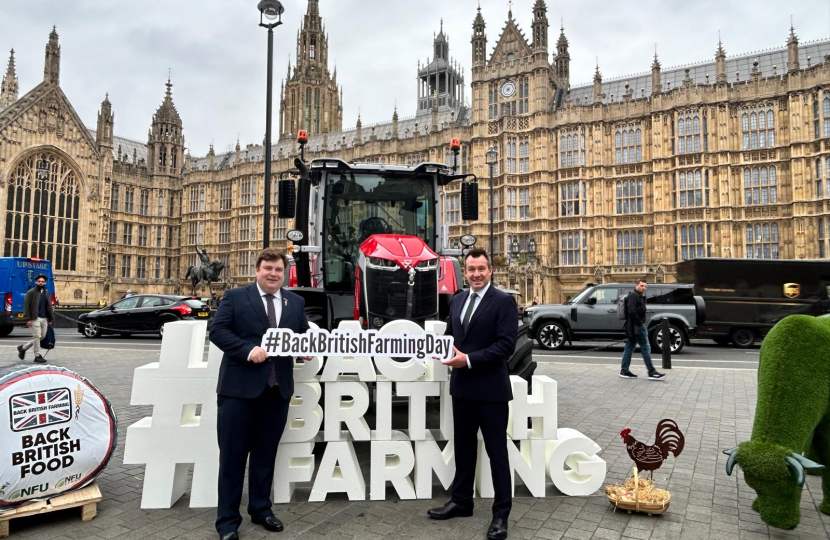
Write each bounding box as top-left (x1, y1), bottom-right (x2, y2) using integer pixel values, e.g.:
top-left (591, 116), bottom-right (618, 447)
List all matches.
top-left (461, 180), bottom-right (479, 221)
top-left (278, 178), bottom-right (296, 219)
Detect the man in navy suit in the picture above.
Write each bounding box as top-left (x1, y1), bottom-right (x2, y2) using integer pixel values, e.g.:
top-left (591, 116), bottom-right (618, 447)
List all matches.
top-left (210, 248), bottom-right (310, 540)
top-left (428, 249), bottom-right (518, 540)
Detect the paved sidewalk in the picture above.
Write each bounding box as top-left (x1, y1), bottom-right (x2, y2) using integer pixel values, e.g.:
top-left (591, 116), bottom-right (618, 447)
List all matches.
top-left (1, 345), bottom-right (828, 540)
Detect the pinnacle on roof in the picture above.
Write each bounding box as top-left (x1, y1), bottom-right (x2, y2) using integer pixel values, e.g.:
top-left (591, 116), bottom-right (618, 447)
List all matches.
top-left (49, 26), bottom-right (59, 43)
top-left (788, 18), bottom-right (798, 44)
top-left (534, 0), bottom-right (546, 9)
top-left (557, 23), bottom-right (568, 47)
top-left (716, 33), bottom-right (726, 58)
top-left (508, 0), bottom-right (513, 20)
top-left (436, 18), bottom-right (446, 41)
top-left (306, 0), bottom-right (319, 17)
top-left (153, 76), bottom-right (182, 126)
top-left (5, 49), bottom-right (16, 78)
top-left (102, 92), bottom-right (111, 107)
top-left (594, 63), bottom-right (602, 83)
top-left (652, 46), bottom-right (661, 70)
top-left (473, 5), bottom-right (485, 28)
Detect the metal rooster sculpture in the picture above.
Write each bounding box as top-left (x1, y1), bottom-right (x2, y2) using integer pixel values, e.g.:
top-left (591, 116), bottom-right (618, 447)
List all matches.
top-left (620, 419), bottom-right (685, 479)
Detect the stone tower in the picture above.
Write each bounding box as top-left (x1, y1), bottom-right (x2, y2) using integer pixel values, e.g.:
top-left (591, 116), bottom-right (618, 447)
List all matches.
top-left (280, 0), bottom-right (342, 139)
top-left (147, 78), bottom-right (185, 177)
top-left (417, 20), bottom-right (465, 115)
top-left (43, 26), bottom-right (60, 85)
top-left (532, 0), bottom-right (549, 54)
top-left (471, 6), bottom-right (487, 68)
top-left (96, 93), bottom-right (114, 152)
top-left (554, 24), bottom-right (570, 87)
top-left (0, 49), bottom-right (19, 108)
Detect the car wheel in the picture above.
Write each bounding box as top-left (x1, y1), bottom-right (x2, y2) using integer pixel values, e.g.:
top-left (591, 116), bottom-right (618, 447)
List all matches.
top-left (650, 324), bottom-right (684, 354)
top-left (712, 336), bottom-right (731, 346)
top-left (536, 321), bottom-right (566, 350)
top-left (0, 326), bottom-right (13, 337)
top-left (731, 328), bottom-right (756, 348)
top-left (83, 321), bottom-right (101, 338)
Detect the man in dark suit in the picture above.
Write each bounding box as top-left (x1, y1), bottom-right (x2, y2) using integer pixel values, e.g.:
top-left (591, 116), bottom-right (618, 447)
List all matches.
top-left (210, 248), bottom-right (310, 540)
top-left (428, 249), bottom-right (518, 540)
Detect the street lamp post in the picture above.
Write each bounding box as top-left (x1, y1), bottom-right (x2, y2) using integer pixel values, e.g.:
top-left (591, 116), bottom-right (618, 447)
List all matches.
top-left (485, 146), bottom-right (498, 280)
top-left (258, 0), bottom-right (284, 250)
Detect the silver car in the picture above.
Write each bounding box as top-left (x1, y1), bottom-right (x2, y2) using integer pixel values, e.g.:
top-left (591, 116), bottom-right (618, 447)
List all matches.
top-left (523, 283), bottom-right (705, 354)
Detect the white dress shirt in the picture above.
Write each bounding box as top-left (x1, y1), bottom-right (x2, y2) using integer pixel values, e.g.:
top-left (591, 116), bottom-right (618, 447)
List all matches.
top-left (458, 282), bottom-right (491, 368)
top-left (247, 284), bottom-right (283, 361)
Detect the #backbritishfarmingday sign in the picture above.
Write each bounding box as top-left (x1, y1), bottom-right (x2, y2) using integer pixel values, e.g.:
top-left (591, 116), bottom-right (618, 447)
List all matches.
top-left (0, 365), bottom-right (118, 509)
top-left (124, 320), bottom-right (607, 509)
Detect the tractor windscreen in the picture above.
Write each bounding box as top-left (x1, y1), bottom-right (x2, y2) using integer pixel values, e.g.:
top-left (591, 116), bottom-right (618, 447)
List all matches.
top-left (323, 172), bottom-right (435, 291)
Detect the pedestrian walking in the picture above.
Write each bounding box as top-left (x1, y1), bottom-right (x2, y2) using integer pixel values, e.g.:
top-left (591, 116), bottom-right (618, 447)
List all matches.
top-left (17, 274), bottom-right (53, 364)
top-left (531, 296), bottom-right (539, 306)
top-left (620, 279), bottom-right (665, 381)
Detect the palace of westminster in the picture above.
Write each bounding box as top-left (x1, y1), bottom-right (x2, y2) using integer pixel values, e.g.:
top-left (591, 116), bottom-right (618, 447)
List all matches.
top-left (1, 0), bottom-right (830, 304)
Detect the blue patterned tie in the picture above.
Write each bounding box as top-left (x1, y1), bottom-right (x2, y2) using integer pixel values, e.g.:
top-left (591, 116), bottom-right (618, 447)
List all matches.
top-left (265, 294), bottom-right (278, 387)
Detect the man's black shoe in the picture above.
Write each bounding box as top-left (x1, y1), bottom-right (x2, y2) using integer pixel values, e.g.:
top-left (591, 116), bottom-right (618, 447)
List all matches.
top-left (648, 372), bottom-right (666, 381)
top-left (251, 515), bottom-right (283, 532)
top-left (219, 532), bottom-right (238, 540)
top-left (619, 370), bottom-right (637, 379)
top-left (33, 355), bottom-right (46, 364)
top-left (17, 345), bottom-right (25, 360)
top-left (427, 501), bottom-right (473, 520)
top-left (487, 518), bottom-right (508, 540)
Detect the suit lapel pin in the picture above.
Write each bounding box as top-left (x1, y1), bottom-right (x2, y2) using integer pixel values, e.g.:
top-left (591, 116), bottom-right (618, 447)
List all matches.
top-left (284, 298), bottom-right (288, 307)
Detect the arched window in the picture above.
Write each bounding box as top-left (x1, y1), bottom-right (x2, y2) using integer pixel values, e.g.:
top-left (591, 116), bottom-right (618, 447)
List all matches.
top-left (767, 110), bottom-right (774, 128)
top-left (4, 152), bottom-right (81, 270)
top-left (750, 113), bottom-right (757, 130)
top-left (742, 114), bottom-right (749, 131)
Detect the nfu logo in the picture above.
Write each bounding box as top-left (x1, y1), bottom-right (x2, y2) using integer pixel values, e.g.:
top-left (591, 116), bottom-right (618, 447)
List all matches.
top-left (55, 473), bottom-right (82, 489)
top-left (8, 482), bottom-right (49, 500)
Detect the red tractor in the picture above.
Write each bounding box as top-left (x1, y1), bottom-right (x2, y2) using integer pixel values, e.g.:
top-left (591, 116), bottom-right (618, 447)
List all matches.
top-left (277, 135), bottom-right (535, 381)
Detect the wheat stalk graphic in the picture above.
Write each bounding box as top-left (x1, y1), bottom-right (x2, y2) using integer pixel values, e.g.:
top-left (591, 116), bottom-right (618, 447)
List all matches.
top-left (74, 384), bottom-right (85, 419)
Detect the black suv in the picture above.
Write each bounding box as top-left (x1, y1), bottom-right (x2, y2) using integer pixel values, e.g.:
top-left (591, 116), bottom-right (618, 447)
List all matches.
top-left (78, 294), bottom-right (211, 338)
top-left (523, 283), bottom-right (705, 353)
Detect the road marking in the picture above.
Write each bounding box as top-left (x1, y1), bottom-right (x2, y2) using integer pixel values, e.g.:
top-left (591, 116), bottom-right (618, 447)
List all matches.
top-left (534, 354), bottom-right (758, 363)
top-left (541, 362), bottom-right (757, 371)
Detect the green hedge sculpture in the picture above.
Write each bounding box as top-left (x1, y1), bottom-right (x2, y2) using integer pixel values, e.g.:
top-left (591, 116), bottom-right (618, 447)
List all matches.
top-left (723, 314), bottom-right (829, 529)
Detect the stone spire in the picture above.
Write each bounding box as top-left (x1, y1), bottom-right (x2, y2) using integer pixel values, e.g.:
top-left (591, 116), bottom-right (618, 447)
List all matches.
top-left (787, 22), bottom-right (800, 73)
top-left (96, 93), bottom-right (114, 150)
top-left (43, 26), bottom-right (60, 85)
top-left (0, 49), bottom-right (19, 107)
top-left (651, 47), bottom-right (662, 94)
top-left (149, 76), bottom-right (184, 176)
top-left (715, 35), bottom-right (727, 85)
top-left (531, 0), bottom-right (548, 53)
top-left (593, 63), bottom-right (603, 104)
top-left (355, 112), bottom-right (362, 143)
top-left (431, 90), bottom-right (439, 131)
top-left (471, 6), bottom-right (487, 67)
top-left (392, 106), bottom-right (399, 139)
top-left (554, 23), bottom-right (570, 85)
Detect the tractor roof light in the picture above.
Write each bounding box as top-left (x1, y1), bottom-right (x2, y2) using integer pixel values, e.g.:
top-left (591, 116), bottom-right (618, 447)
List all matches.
top-left (450, 138), bottom-right (461, 152)
top-left (297, 130), bottom-right (308, 145)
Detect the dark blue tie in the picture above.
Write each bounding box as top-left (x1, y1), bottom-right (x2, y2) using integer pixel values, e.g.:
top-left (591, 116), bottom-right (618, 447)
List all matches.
top-left (265, 294), bottom-right (278, 387)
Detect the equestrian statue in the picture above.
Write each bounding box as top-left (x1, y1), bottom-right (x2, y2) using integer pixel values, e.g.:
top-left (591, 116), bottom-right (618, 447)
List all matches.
top-left (184, 248), bottom-right (225, 296)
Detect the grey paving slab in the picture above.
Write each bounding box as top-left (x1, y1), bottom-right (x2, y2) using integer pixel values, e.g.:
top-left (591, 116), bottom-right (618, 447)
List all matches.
top-left (0, 341), bottom-right (828, 539)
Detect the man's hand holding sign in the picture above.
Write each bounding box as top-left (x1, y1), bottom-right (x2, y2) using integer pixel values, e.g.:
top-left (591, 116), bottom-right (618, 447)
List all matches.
top-left (441, 346), bottom-right (469, 369)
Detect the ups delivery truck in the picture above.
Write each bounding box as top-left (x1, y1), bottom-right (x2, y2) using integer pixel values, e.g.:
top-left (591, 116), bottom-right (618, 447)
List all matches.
top-left (676, 258), bottom-right (830, 347)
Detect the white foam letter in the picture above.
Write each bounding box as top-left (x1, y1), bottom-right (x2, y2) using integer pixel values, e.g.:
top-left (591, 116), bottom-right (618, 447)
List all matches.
top-left (370, 441), bottom-right (416, 500)
top-left (508, 375), bottom-right (557, 440)
top-left (309, 441), bottom-right (365, 501)
top-left (546, 428), bottom-right (607, 496)
top-left (324, 381), bottom-right (370, 441)
top-left (273, 442), bottom-right (315, 503)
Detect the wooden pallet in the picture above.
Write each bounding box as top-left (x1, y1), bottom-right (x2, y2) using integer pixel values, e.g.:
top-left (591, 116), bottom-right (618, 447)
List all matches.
top-left (0, 483), bottom-right (101, 538)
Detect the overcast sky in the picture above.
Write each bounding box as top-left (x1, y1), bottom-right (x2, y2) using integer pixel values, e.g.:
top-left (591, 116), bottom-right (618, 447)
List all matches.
top-left (2, 0), bottom-right (829, 156)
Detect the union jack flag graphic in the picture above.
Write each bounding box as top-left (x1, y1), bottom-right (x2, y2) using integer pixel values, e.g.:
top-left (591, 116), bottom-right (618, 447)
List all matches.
top-left (9, 387), bottom-right (72, 432)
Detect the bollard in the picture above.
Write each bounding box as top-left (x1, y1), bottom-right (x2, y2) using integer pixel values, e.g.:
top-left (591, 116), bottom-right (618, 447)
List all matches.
top-left (661, 317), bottom-right (672, 369)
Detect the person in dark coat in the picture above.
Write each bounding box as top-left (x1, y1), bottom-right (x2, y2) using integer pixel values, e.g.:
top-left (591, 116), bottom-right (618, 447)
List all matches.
top-left (427, 249), bottom-right (517, 540)
top-left (209, 248), bottom-right (311, 540)
top-left (17, 274), bottom-right (53, 364)
top-left (620, 279), bottom-right (665, 380)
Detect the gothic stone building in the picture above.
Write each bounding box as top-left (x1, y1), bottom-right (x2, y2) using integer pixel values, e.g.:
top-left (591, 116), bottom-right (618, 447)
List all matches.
top-left (2, 1), bottom-right (830, 304)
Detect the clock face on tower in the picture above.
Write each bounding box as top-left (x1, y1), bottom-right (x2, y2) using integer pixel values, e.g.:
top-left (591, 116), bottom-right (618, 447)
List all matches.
top-left (500, 81), bottom-right (516, 98)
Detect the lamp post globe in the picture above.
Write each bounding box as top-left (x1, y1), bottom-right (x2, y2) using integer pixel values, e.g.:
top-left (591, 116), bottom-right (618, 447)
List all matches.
top-left (258, 0), bottom-right (284, 24)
